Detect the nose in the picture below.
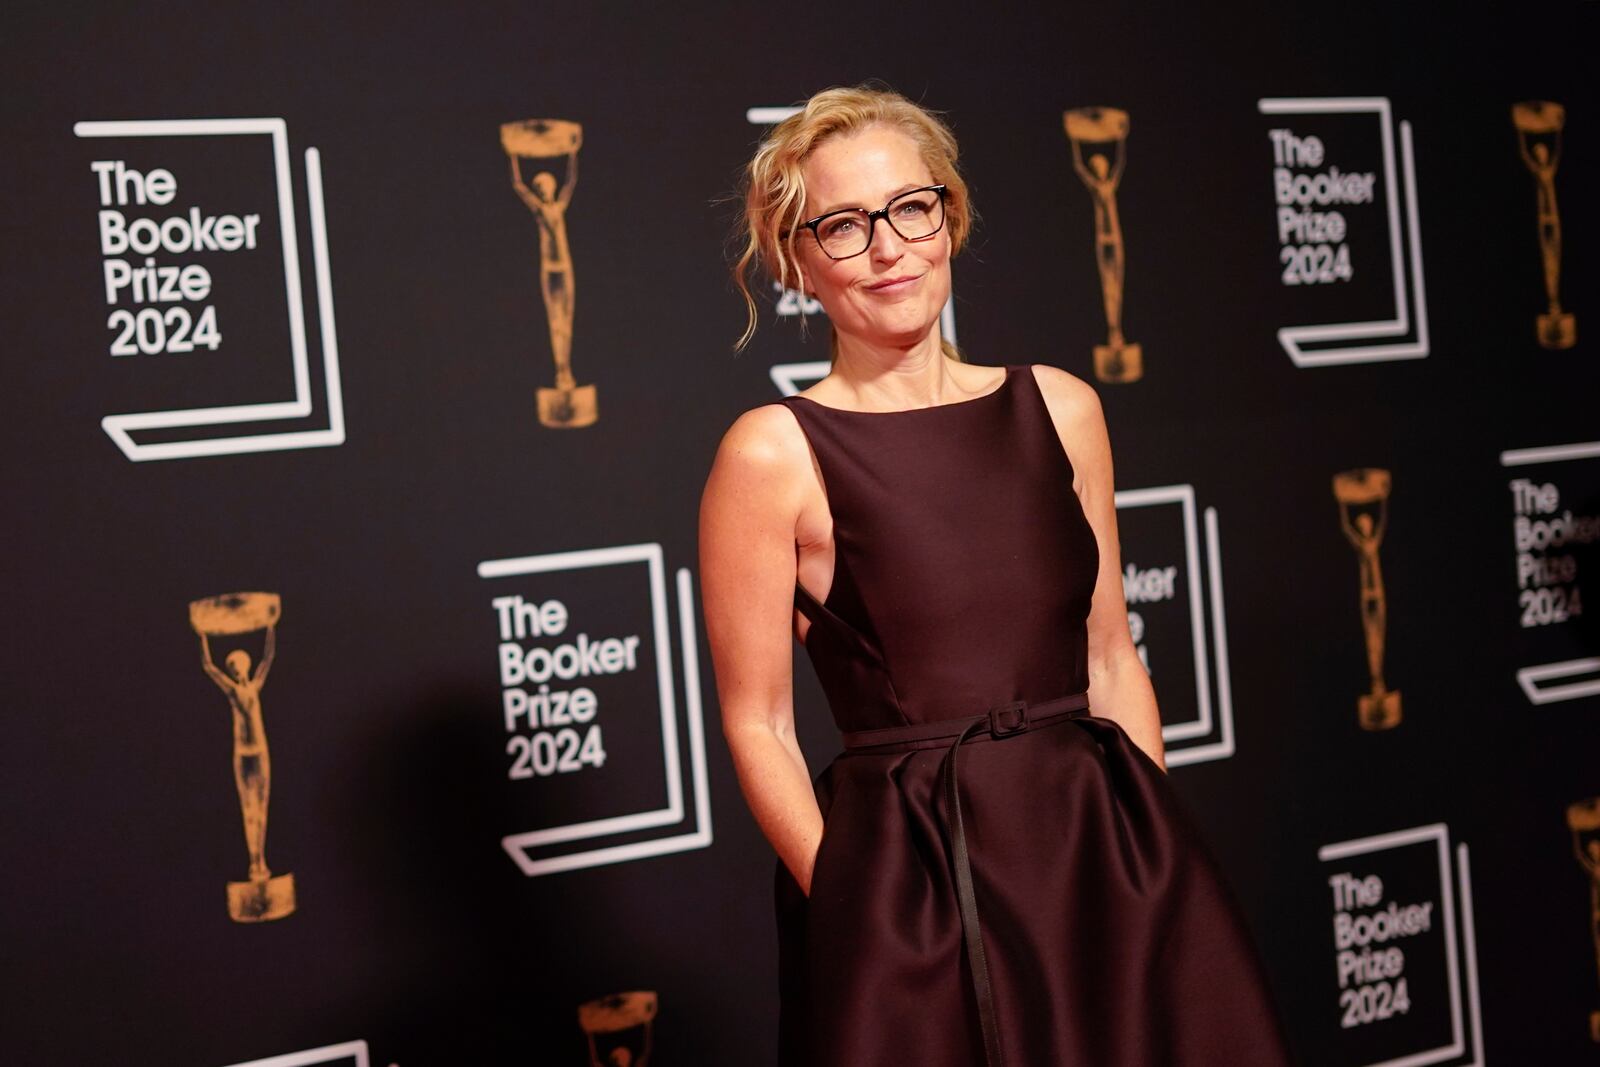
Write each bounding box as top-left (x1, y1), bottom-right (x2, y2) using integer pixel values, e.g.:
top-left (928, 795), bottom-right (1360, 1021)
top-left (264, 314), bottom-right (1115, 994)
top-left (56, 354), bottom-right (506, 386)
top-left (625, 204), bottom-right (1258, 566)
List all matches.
top-left (867, 215), bottom-right (906, 264)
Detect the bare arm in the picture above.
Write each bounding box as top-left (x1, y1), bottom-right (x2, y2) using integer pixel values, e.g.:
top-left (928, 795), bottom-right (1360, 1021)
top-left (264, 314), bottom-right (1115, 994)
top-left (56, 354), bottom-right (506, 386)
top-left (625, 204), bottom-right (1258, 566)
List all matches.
top-left (558, 151), bottom-right (578, 207)
top-left (253, 626), bottom-right (275, 687)
top-left (1069, 141), bottom-right (1095, 186)
top-left (1032, 365), bottom-right (1166, 771)
top-left (1516, 136), bottom-right (1537, 173)
top-left (198, 633), bottom-right (230, 691)
top-left (509, 159), bottom-right (542, 212)
top-left (699, 405), bottom-right (826, 893)
top-left (1338, 509), bottom-right (1361, 549)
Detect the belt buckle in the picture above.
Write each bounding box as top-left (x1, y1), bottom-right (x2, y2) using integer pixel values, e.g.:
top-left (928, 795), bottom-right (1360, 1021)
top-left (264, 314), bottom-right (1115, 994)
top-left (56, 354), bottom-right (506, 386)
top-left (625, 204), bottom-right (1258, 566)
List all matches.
top-left (988, 700), bottom-right (1027, 738)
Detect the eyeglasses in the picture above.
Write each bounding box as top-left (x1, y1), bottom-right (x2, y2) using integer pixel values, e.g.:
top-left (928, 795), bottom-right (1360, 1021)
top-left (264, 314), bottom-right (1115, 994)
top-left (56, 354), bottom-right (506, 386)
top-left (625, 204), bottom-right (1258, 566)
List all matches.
top-left (797, 184), bottom-right (947, 260)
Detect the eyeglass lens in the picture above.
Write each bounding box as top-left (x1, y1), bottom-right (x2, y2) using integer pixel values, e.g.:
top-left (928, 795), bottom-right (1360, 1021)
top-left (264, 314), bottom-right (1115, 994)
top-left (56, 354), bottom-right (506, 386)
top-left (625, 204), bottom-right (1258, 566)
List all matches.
top-left (815, 188), bottom-right (945, 259)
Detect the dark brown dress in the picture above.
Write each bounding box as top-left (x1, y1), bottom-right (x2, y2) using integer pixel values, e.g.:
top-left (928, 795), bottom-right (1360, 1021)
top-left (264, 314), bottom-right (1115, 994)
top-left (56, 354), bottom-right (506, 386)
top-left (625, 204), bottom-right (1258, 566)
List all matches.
top-left (772, 364), bottom-right (1294, 1066)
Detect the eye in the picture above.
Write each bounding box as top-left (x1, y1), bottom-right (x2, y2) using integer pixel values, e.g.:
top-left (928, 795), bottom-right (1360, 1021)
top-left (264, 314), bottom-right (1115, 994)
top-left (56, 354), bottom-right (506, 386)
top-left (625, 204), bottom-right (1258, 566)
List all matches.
top-left (819, 215), bottom-right (859, 239)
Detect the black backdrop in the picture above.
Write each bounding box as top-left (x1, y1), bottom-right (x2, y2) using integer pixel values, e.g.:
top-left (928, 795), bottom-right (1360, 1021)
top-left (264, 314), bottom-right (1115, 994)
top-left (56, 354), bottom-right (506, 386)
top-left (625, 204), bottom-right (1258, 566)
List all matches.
top-left (3, 2), bottom-right (1597, 1064)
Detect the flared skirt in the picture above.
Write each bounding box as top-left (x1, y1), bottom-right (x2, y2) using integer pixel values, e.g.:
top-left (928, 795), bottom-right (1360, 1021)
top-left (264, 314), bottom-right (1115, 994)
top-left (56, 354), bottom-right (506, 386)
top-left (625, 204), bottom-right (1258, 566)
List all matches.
top-left (774, 714), bottom-right (1295, 1066)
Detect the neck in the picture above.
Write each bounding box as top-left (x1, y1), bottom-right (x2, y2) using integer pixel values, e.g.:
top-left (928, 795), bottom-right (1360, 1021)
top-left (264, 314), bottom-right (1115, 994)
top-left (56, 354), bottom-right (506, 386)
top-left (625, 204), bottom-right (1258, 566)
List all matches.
top-left (830, 323), bottom-right (957, 406)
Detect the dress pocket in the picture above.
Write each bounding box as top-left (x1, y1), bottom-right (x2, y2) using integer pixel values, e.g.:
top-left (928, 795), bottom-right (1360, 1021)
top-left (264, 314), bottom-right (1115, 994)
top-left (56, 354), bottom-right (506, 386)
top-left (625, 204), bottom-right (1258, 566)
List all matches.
top-left (805, 821), bottom-right (832, 904)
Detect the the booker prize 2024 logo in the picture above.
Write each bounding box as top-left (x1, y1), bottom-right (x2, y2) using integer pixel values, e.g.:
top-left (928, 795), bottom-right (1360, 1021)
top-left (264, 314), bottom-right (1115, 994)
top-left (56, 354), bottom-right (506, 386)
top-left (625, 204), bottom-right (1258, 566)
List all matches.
top-left (1498, 440), bottom-right (1599, 704)
top-left (1318, 824), bottom-right (1485, 1067)
top-left (1257, 98), bottom-right (1429, 367)
top-left (745, 105), bottom-right (959, 400)
top-left (478, 543), bottom-right (711, 876)
top-left (1113, 484), bottom-right (1238, 766)
top-left (75, 119), bottom-right (344, 460)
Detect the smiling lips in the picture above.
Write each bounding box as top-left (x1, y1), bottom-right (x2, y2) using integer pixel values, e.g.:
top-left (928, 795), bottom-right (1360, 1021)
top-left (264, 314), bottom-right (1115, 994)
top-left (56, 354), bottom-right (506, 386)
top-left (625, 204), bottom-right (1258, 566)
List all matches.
top-left (866, 274), bottom-right (922, 292)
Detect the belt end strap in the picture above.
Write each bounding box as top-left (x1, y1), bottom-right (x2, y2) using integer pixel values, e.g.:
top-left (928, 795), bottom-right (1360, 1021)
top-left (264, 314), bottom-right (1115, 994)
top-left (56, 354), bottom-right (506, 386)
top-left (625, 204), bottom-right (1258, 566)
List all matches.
top-left (944, 717), bottom-right (1007, 1067)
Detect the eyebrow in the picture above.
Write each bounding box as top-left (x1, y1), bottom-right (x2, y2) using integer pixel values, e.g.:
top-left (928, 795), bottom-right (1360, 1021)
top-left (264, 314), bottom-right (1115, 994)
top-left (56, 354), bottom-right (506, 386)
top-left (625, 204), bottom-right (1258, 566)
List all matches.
top-left (810, 182), bottom-right (927, 218)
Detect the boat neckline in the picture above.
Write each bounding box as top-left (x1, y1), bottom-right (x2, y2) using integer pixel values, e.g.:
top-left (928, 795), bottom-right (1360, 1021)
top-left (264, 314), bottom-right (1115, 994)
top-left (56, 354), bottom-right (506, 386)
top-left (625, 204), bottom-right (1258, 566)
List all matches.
top-left (786, 364), bottom-right (1015, 415)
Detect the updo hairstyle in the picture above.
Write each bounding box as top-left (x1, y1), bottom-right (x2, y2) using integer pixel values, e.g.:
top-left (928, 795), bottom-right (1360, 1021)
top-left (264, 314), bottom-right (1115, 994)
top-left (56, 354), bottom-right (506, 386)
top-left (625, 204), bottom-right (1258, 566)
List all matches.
top-left (731, 84), bottom-right (974, 360)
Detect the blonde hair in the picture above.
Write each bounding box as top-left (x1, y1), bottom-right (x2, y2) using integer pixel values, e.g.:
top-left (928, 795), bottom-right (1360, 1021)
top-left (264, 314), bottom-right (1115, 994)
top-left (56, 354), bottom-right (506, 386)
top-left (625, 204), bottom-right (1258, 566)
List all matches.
top-left (730, 84), bottom-right (974, 361)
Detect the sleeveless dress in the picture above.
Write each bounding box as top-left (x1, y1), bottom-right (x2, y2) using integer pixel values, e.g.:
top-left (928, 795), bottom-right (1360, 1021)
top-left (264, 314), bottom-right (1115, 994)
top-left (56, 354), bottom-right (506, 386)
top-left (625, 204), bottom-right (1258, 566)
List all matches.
top-left (771, 363), bottom-right (1294, 1066)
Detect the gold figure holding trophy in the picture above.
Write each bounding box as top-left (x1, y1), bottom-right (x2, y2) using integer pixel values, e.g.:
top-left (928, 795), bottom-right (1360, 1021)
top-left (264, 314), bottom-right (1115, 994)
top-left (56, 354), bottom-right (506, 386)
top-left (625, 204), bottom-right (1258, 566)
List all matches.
top-left (1064, 107), bottom-right (1141, 383)
top-left (578, 990), bottom-right (657, 1066)
top-left (501, 118), bottom-right (598, 427)
top-left (1333, 469), bottom-right (1401, 730)
top-left (1512, 102), bottom-right (1576, 350)
top-left (189, 591), bottom-right (296, 922)
top-left (1569, 798), bottom-right (1600, 1042)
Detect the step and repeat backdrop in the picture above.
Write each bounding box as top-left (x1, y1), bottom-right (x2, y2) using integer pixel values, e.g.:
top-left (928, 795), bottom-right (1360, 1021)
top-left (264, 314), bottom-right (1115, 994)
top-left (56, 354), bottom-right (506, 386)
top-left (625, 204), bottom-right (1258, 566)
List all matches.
top-left (3, 2), bottom-right (1596, 1064)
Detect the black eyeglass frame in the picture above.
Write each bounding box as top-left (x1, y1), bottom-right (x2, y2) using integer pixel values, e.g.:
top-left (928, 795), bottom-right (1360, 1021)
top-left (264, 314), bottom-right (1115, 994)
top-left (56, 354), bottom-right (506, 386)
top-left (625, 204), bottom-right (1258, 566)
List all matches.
top-left (795, 184), bottom-right (949, 261)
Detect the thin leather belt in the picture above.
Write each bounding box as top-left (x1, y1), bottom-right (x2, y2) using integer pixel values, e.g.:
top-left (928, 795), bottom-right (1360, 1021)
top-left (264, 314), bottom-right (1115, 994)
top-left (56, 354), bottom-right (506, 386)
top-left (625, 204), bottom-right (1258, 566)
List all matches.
top-left (840, 692), bottom-right (1092, 1067)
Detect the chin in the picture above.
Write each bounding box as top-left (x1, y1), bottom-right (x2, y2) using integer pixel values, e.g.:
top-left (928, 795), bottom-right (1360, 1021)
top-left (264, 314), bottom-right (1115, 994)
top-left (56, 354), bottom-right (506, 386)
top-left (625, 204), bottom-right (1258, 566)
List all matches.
top-left (867, 318), bottom-right (943, 348)
top-left (838, 293), bottom-right (948, 345)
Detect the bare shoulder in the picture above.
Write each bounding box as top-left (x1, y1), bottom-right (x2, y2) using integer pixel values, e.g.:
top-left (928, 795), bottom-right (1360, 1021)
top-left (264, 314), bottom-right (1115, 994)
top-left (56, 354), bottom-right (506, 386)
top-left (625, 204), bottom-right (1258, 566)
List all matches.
top-left (699, 403), bottom-right (813, 639)
top-left (1025, 363), bottom-right (1105, 430)
top-left (712, 402), bottom-right (808, 468)
top-left (703, 402), bottom-right (812, 509)
top-left (1022, 364), bottom-right (1114, 495)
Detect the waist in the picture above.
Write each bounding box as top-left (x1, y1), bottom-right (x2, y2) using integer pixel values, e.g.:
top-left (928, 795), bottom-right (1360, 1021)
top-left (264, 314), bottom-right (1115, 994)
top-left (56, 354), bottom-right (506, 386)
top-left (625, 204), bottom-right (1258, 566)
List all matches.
top-left (839, 691), bottom-right (1091, 754)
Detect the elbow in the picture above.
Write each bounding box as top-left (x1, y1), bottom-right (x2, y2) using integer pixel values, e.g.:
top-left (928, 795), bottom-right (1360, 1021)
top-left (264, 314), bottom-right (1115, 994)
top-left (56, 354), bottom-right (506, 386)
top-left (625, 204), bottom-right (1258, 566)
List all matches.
top-left (1087, 638), bottom-right (1146, 686)
top-left (720, 705), bottom-right (794, 753)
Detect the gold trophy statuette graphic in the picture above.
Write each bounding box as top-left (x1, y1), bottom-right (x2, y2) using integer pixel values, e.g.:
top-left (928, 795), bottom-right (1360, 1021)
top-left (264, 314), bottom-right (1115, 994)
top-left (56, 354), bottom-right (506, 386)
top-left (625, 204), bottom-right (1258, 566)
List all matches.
top-left (579, 990), bottom-right (657, 1067)
top-left (1512, 101), bottom-right (1576, 350)
top-left (1064, 107), bottom-right (1142, 384)
top-left (189, 591), bottom-right (296, 922)
top-left (1569, 797), bottom-right (1600, 1042)
top-left (1333, 469), bottom-right (1401, 730)
top-left (501, 118), bottom-right (598, 428)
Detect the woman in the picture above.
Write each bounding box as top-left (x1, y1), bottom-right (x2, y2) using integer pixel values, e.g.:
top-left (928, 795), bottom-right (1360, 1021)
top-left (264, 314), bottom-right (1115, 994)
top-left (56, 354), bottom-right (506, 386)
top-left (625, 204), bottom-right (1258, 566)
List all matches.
top-left (699, 85), bottom-right (1293, 1066)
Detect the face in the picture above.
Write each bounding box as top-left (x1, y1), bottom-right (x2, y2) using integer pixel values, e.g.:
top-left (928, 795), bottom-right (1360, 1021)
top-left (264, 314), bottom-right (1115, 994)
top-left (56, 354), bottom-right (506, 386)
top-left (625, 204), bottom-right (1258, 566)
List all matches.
top-left (796, 125), bottom-right (952, 350)
top-left (225, 649), bottom-right (252, 682)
